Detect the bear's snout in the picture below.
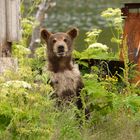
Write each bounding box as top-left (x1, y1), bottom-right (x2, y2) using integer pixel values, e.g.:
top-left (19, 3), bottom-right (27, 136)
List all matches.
top-left (53, 42), bottom-right (69, 57)
top-left (58, 45), bottom-right (64, 53)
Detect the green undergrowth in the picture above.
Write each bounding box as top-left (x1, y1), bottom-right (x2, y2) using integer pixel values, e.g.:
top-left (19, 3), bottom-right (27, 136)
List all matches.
top-left (0, 63), bottom-right (140, 140)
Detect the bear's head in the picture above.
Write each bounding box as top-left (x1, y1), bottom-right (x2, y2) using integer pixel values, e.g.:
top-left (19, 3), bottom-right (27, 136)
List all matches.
top-left (41, 28), bottom-right (78, 58)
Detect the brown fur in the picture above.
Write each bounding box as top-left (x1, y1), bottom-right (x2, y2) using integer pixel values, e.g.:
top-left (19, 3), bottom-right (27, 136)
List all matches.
top-left (41, 28), bottom-right (83, 107)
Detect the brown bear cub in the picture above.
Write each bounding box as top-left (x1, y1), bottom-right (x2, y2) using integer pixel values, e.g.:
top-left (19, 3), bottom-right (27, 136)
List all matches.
top-left (41, 28), bottom-right (83, 109)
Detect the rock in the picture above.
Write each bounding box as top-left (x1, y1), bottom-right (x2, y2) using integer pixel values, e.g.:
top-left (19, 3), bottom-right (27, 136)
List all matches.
top-left (0, 57), bottom-right (18, 73)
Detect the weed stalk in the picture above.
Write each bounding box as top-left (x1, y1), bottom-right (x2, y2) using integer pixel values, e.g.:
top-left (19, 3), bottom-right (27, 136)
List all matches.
top-left (122, 36), bottom-right (131, 94)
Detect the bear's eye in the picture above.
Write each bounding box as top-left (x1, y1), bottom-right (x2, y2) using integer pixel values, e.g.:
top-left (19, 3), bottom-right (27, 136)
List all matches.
top-left (64, 38), bottom-right (67, 43)
top-left (53, 39), bottom-right (57, 43)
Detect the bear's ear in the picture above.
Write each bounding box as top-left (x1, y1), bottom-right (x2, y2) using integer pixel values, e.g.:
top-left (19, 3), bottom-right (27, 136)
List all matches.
top-left (67, 27), bottom-right (79, 39)
top-left (41, 28), bottom-right (52, 41)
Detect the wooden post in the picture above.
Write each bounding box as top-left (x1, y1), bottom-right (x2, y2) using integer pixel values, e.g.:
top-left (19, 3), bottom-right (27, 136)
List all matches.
top-left (0, 0), bottom-right (21, 57)
top-left (0, 0), bottom-right (21, 72)
top-left (120, 3), bottom-right (140, 84)
top-left (6, 0), bottom-right (21, 42)
top-left (0, 0), bottom-right (7, 57)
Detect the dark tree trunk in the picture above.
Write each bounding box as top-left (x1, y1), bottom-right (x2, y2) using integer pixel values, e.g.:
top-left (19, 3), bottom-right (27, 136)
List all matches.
top-left (0, 42), bottom-right (12, 57)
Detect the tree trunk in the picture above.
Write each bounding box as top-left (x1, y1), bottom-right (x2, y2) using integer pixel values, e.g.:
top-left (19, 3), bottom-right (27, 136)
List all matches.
top-left (29, 0), bottom-right (55, 57)
top-left (0, 42), bottom-right (12, 57)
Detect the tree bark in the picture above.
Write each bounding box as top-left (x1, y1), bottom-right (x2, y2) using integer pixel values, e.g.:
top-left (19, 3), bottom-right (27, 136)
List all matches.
top-left (0, 42), bottom-right (12, 57)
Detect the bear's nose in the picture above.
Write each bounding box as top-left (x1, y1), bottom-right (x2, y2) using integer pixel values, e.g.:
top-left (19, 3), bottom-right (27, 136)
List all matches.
top-left (58, 45), bottom-right (64, 53)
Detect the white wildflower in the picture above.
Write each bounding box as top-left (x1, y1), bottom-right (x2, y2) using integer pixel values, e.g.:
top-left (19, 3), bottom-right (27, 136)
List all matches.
top-left (88, 43), bottom-right (109, 51)
top-left (2, 80), bottom-right (32, 89)
top-left (101, 8), bottom-right (122, 28)
top-left (101, 8), bottom-right (121, 18)
top-left (86, 29), bottom-right (102, 37)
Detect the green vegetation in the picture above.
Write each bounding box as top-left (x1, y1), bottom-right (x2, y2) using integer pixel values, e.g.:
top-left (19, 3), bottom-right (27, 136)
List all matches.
top-left (0, 3), bottom-right (140, 140)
